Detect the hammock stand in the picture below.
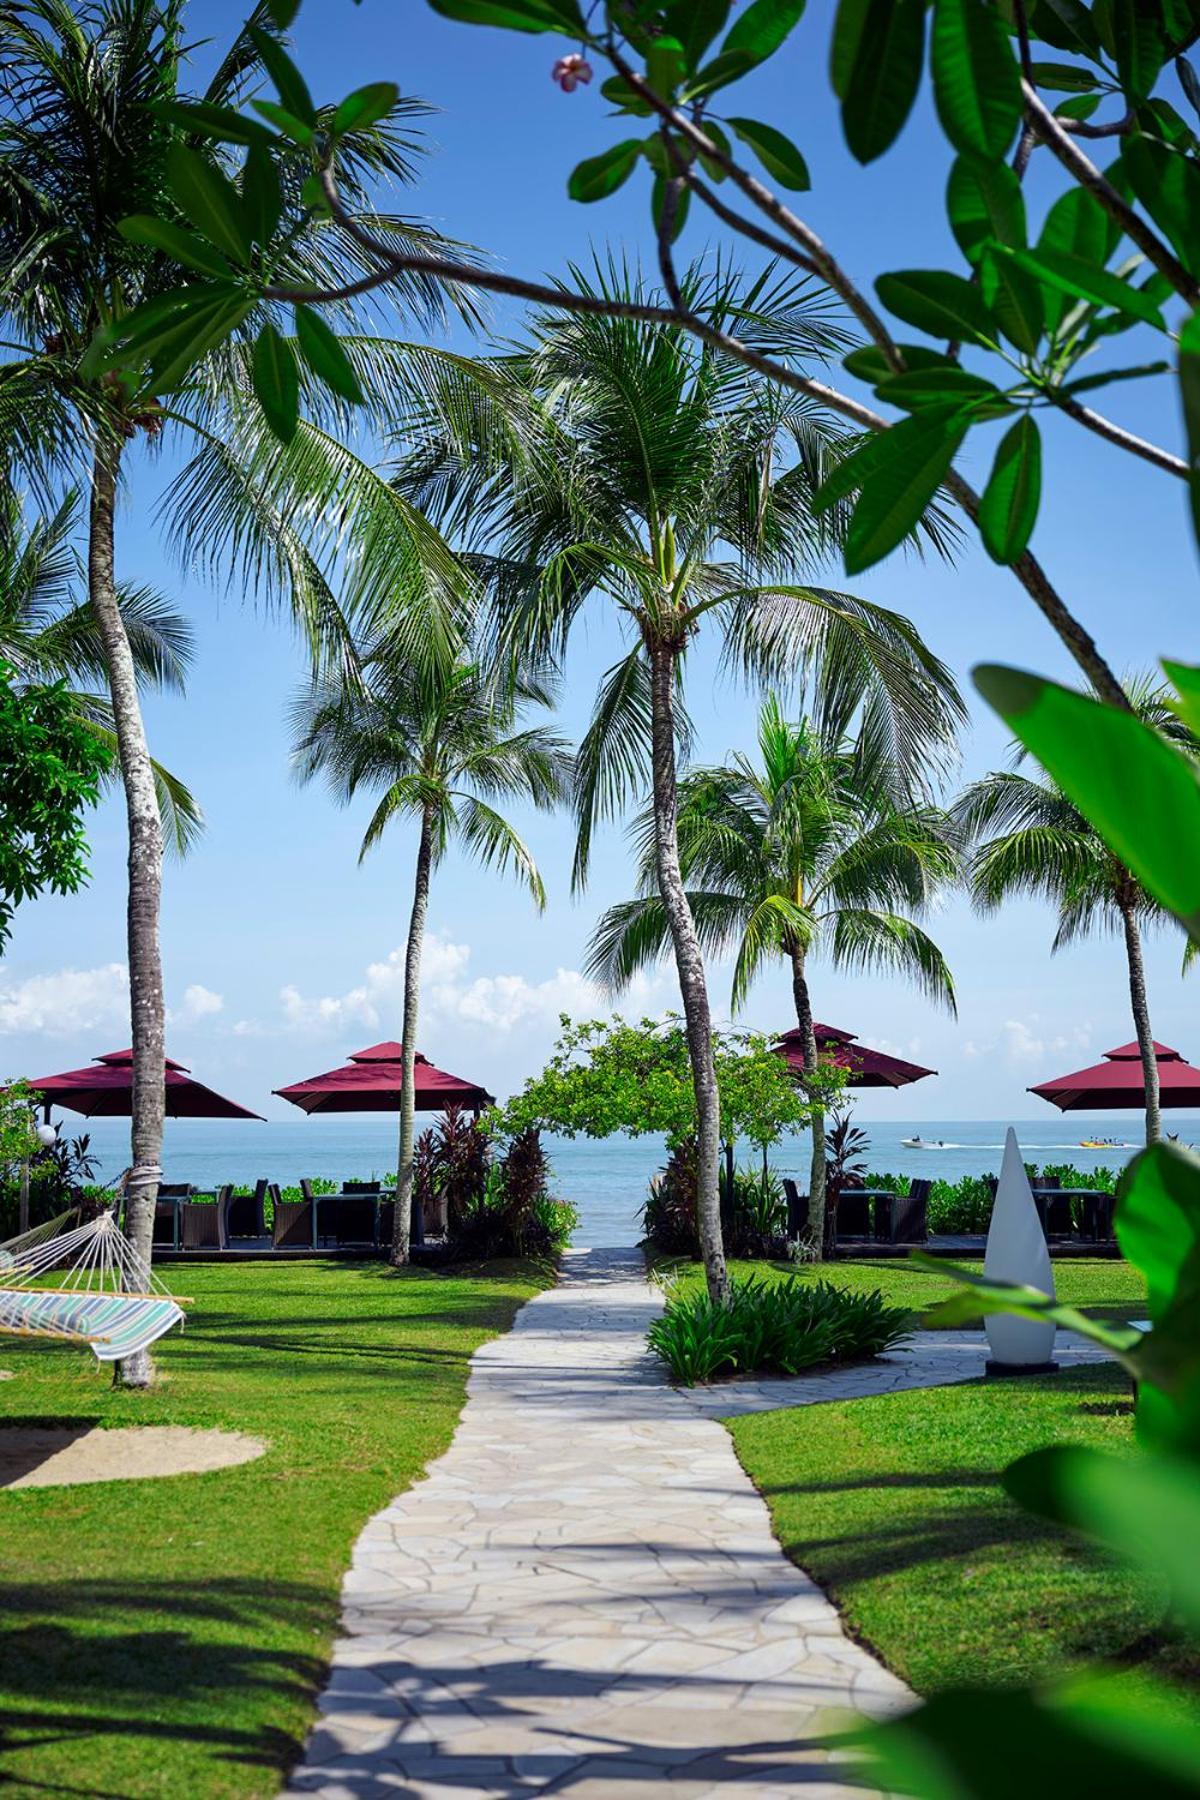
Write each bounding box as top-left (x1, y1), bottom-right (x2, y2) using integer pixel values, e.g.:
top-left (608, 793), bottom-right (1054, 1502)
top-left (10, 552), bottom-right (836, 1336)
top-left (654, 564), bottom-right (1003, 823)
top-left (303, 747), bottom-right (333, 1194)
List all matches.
top-left (0, 1210), bottom-right (186, 1363)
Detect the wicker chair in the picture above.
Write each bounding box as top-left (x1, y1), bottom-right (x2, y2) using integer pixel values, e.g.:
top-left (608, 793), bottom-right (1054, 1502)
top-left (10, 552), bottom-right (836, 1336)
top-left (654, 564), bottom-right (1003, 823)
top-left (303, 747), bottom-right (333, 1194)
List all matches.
top-left (180, 1196), bottom-right (224, 1250)
top-left (835, 1188), bottom-right (872, 1239)
top-left (886, 1177), bottom-right (931, 1246)
top-left (783, 1178), bottom-right (809, 1238)
top-left (225, 1178), bottom-right (267, 1239)
top-left (271, 1182), bottom-right (312, 1249)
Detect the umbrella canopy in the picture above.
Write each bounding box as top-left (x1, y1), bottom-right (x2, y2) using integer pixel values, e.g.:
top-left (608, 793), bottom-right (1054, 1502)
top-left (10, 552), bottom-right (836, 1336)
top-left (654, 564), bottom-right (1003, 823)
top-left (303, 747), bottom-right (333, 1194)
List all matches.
top-left (22, 1048), bottom-right (264, 1119)
top-left (774, 1023), bottom-right (936, 1089)
top-left (1030, 1040), bottom-right (1200, 1111)
top-left (274, 1041), bottom-right (494, 1115)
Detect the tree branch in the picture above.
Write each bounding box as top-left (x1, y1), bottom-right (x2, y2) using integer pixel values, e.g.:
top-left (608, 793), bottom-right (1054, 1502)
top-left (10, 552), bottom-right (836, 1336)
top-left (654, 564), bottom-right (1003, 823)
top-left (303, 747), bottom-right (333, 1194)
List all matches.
top-left (1047, 390), bottom-right (1188, 476)
top-left (1021, 79), bottom-right (1200, 304)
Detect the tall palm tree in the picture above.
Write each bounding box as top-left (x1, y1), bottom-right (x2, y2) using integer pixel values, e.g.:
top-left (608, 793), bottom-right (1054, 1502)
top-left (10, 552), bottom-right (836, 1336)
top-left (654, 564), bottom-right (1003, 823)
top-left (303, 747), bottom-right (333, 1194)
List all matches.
top-left (588, 697), bottom-right (959, 1251)
top-left (955, 681), bottom-right (1199, 1147)
top-left (395, 265), bottom-right (965, 1300)
top-left (0, 492), bottom-right (201, 850)
top-left (291, 644), bottom-right (570, 1264)
top-left (0, 0), bottom-right (480, 1375)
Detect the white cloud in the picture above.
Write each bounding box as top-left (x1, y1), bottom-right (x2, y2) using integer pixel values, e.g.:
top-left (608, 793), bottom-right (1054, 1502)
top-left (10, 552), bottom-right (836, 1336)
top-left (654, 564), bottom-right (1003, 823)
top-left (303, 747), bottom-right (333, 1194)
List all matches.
top-left (181, 983), bottom-right (224, 1019)
top-left (0, 962), bottom-right (129, 1035)
top-left (262, 932), bottom-right (668, 1040)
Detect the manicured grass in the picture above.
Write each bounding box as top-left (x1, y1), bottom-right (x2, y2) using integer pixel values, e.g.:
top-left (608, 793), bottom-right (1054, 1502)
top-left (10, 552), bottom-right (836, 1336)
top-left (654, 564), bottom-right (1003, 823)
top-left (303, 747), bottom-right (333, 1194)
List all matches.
top-left (663, 1255), bottom-right (1147, 1323)
top-left (729, 1365), bottom-right (1194, 1699)
top-left (0, 1257), bottom-right (547, 1799)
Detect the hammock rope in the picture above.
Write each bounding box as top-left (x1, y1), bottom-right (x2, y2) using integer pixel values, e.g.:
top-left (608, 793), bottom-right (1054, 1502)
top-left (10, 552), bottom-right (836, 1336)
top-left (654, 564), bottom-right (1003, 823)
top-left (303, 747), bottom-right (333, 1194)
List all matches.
top-left (0, 1210), bottom-right (185, 1363)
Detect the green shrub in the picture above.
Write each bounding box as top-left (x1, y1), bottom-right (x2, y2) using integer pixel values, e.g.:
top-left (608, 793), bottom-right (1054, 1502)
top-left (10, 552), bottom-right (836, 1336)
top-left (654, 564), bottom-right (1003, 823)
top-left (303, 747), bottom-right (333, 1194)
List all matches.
top-left (648, 1275), bottom-right (912, 1386)
top-left (865, 1161), bottom-right (1121, 1234)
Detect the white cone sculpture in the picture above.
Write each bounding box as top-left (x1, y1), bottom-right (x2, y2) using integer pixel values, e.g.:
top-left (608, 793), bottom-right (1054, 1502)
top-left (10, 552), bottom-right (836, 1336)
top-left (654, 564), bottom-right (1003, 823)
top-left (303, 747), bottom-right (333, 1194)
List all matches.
top-left (983, 1127), bottom-right (1057, 1373)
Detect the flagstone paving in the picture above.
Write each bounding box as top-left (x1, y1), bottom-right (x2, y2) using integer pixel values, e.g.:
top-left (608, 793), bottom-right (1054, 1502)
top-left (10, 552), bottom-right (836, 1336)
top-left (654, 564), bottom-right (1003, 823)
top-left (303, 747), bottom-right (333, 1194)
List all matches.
top-left (284, 1246), bottom-right (1106, 1799)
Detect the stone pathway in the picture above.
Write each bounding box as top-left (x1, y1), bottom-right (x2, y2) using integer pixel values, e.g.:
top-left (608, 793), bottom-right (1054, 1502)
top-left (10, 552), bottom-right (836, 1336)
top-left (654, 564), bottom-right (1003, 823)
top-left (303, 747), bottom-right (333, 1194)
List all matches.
top-left (285, 1247), bottom-right (1105, 1799)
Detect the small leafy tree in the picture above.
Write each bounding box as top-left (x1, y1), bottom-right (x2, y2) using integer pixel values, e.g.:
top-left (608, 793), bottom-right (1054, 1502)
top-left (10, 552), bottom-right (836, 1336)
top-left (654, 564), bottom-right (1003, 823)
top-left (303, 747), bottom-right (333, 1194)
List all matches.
top-left (0, 661), bottom-right (110, 949)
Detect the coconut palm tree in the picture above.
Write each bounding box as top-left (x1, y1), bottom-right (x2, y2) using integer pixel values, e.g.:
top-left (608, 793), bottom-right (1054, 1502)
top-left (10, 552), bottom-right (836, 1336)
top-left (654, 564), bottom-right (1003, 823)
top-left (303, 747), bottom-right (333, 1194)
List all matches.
top-left (291, 643), bottom-right (570, 1264)
top-left (0, 0), bottom-right (480, 1375)
top-left (955, 681), bottom-right (1199, 1147)
top-left (0, 492), bottom-right (201, 850)
top-left (587, 696), bottom-right (959, 1252)
top-left (394, 265), bottom-right (965, 1299)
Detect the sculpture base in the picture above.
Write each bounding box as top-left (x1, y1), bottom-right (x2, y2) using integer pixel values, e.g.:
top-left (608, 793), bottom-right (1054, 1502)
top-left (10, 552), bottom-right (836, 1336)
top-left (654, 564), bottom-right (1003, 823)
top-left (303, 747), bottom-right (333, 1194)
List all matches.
top-left (985, 1359), bottom-right (1060, 1378)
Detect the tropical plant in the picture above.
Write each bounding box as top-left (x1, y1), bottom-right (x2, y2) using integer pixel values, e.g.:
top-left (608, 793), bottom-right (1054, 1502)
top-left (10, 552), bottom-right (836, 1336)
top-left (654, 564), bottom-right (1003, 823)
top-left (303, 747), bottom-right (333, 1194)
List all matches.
top-left (826, 1113), bottom-right (869, 1195)
top-left (293, 657), bottom-right (568, 1263)
top-left (0, 659), bottom-right (111, 948)
top-left (589, 696), bottom-right (960, 1255)
top-left (648, 1275), bottom-right (912, 1386)
top-left (0, 494), bottom-right (200, 851)
top-left (955, 679), bottom-right (1200, 1146)
top-left (0, 0), bottom-right (482, 1372)
top-left (396, 275), bottom-right (963, 1301)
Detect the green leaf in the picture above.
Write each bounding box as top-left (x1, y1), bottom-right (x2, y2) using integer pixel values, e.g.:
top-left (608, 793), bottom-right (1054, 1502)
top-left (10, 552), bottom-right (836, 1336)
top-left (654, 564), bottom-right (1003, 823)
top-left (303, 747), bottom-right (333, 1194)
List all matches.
top-left (1060, 357), bottom-right (1170, 394)
top-left (681, 47), bottom-right (756, 100)
top-left (1178, 53), bottom-right (1200, 120)
top-left (251, 321), bottom-right (299, 442)
top-left (834, 0), bottom-right (926, 162)
top-left (875, 365), bottom-right (1011, 415)
top-left (600, 75), bottom-right (654, 116)
top-left (425, 0), bottom-right (582, 26)
top-left (148, 99), bottom-right (277, 147)
top-left (931, 0), bottom-right (1022, 157)
top-left (1009, 245), bottom-right (1167, 327)
top-left (914, 1256), bottom-right (1140, 1351)
top-left (671, 0), bottom-right (732, 66)
top-left (241, 146), bottom-right (282, 248)
top-left (568, 139), bottom-right (643, 202)
top-left (332, 82), bottom-right (400, 135)
top-left (1122, 134), bottom-right (1200, 276)
top-left (980, 245), bottom-right (1045, 351)
top-left (844, 406), bottom-right (969, 573)
top-left (1055, 92), bottom-right (1102, 120)
top-left (727, 117), bottom-right (810, 188)
top-left (294, 305), bottom-right (365, 404)
top-left (721, 0), bottom-right (806, 62)
top-left (978, 415), bottom-right (1041, 562)
top-left (248, 26), bottom-right (318, 124)
top-left (947, 153), bottom-right (1027, 264)
top-left (266, 0), bottom-right (300, 24)
top-left (164, 145), bottom-right (252, 265)
top-left (1029, 58), bottom-right (1101, 90)
top-left (843, 342), bottom-right (953, 382)
top-left (117, 214), bottom-right (233, 278)
top-left (973, 665), bottom-right (1200, 938)
top-left (647, 35), bottom-right (688, 97)
top-left (143, 289), bottom-right (254, 392)
top-left (697, 120), bottom-right (733, 181)
top-left (1111, 0), bottom-right (1166, 101)
top-left (1180, 309), bottom-right (1200, 545)
top-left (1031, 0), bottom-right (1101, 56)
top-left (249, 100), bottom-right (313, 144)
top-left (875, 268), bottom-right (996, 343)
top-left (1039, 183), bottom-right (1109, 262)
top-left (651, 172), bottom-right (690, 241)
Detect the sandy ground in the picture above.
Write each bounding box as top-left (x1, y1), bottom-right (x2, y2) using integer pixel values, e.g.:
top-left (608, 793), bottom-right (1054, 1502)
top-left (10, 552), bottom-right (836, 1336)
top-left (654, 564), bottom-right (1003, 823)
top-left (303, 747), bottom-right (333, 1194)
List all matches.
top-left (0, 1424), bottom-right (266, 1488)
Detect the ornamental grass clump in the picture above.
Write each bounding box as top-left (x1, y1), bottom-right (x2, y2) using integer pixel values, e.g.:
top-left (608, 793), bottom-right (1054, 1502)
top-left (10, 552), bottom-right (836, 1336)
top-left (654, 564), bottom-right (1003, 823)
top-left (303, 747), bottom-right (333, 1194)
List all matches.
top-left (648, 1277), bottom-right (912, 1388)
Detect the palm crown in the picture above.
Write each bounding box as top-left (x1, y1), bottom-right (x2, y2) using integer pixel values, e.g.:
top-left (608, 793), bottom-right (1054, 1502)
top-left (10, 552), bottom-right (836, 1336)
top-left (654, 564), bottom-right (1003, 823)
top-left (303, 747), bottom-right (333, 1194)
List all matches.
top-left (588, 695), bottom-right (960, 1015)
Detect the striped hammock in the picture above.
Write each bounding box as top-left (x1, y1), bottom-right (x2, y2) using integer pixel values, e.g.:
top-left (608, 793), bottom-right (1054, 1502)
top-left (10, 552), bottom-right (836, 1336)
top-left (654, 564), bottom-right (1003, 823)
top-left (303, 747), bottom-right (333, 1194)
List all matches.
top-left (0, 1210), bottom-right (185, 1363)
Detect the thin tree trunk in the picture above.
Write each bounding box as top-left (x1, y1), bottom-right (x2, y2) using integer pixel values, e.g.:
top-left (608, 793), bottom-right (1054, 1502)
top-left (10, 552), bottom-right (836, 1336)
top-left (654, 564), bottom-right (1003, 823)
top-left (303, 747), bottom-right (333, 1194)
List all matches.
top-left (647, 639), bottom-right (728, 1303)
top-left (1118, 885), bottom-right (1161, 1146)
top-left (88, 434), bottom-right (165, 1388)
top-left (789, 945), bottom-right (827, 1256)
top-left (392, 806), bottom-right (435, 1267)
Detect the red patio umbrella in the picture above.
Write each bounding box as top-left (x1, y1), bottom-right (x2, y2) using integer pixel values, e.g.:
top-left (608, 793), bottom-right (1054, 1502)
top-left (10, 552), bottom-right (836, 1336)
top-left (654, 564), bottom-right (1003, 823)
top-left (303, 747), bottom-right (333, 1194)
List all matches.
top-left (1029, 1039), bottom-right (1200, 1111)
top-left (273, 1041), bottom-right (494, 1115)
top-left (774, 1023), bottom-right (936, 1089)
top-left (22, 1048), bottom-right (264, 1119)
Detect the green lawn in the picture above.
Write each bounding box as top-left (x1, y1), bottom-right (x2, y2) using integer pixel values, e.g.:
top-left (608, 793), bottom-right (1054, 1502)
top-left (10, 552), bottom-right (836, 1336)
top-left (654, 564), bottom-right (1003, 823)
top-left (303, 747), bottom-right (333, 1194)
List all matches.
top-left (663, 1254), bottom-right (1147, 1322)
top-left (729, 1365), bottom-right (1195, 1700)
top-left (0, 1257), bottom-right (547, 1799)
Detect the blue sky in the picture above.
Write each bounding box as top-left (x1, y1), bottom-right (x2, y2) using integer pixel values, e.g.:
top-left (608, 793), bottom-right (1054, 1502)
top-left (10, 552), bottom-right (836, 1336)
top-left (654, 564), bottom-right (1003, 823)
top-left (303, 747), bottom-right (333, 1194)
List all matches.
top-left (0, 0), bottom-right (1194, 1122)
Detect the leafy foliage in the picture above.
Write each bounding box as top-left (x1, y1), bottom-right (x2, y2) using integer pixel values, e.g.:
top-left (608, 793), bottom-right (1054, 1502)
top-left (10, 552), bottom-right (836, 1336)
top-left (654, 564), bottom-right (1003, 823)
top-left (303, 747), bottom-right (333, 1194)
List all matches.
top-left (648, 1274), bottom-right (912, 1385)
top-left (0, 661), bottom-right (110, 950)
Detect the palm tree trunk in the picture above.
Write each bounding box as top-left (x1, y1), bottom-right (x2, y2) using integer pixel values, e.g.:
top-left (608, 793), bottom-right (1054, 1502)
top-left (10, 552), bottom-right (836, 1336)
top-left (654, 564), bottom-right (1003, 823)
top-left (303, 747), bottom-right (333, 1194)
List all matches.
top-left (392, 806), bottom-right (435, 1267)
top-left (647, 638), bottom-right (728, 1303)
top-left (88, 434), bottom-right (165, 1388)
top-left (1118, 885), bottom-right (1161, 1146)
top-left (789, 945), bottom-right (828, 1257)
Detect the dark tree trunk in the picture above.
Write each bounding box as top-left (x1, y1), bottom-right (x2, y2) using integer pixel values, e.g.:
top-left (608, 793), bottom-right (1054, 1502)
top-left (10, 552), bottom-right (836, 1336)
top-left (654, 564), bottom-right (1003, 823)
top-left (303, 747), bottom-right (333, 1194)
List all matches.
top-left (392, 805), bottom-right (435, 1267)
top-left (789, 944), bottom-right (828, 1256)
top-left (647, 638), bottom-right (728, 1303)
top-left (1118, 883), bottom-right (1161, 1146)
top-left (88, 435), bottom-right (165, 1388)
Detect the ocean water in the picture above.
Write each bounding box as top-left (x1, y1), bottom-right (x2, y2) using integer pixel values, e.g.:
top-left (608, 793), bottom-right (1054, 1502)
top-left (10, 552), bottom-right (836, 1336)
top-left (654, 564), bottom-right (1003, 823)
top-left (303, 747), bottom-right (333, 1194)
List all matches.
top-left (58, 1114), bottom-right (1191, 1248)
